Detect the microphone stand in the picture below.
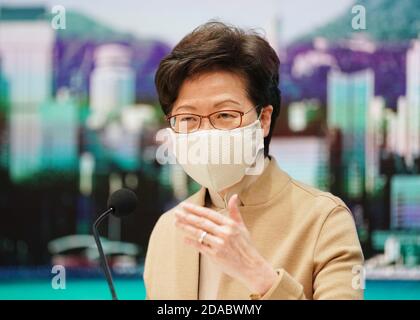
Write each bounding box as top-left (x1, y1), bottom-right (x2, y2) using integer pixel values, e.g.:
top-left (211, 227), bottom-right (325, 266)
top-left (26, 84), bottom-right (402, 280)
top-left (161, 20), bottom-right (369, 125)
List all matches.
top-left (92, 208), bottom-right (118, 300)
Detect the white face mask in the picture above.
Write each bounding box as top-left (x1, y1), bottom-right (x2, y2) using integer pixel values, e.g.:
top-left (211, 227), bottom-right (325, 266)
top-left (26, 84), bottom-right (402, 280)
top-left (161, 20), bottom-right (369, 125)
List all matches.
top-left (168, 119), bottom-right (265, 192)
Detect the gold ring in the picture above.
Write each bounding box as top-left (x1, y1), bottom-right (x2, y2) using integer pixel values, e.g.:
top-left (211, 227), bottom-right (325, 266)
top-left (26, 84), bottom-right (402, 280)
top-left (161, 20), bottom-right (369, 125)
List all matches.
top-left (198, 231), bottom-right (207, 244)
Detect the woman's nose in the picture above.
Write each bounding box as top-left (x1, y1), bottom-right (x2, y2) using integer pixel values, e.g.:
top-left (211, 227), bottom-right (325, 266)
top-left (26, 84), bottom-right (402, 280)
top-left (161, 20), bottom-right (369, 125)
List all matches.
top-left (199, 117), bottom-right (213, 130)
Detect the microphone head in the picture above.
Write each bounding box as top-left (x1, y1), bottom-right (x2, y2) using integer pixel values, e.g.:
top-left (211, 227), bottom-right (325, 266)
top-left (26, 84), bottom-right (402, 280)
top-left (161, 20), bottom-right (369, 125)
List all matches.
top-left (107, 188), bottom-right (138, 217)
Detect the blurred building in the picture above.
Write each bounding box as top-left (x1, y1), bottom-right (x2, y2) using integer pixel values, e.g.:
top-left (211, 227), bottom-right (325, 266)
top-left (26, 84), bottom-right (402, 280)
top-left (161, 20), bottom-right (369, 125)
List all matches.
top-left (288, 99), bottom-right (321, 133)
top-left (92, 103), bottom-right (157, 172)
top-left (406, 40), bottom-right (420, 167)
top-left (8, 112), bottom-right (42, 181)
top-left (39, 90), bottom-right (78, 172)
top-left (366, 97), bottom-right (386, 194)
top-left (327, 69), bottom-right (375, 198)
top-left (269, 137), bottom-right (329, 190)
top-left (88, 44), bottom-right (135, 130)
top-left (78, 152), bottom-right (95, 234)
top-left (384, 40), bottom-right (420, 170)
top-left (395, 97), bottom-right (409, 161)
top-left (384, 107), bottom-right (398, 154)
top-left (7, 92), bottom-right (78, 182)
top-left (0, 6), bottom-right (53, 109)
top-left (384, 95), bottom-right (415, 168)
top-left (265, 16), bottom-right (283, 57)
top-left (0, 6), bottom-right (55, 182)
top-left (391, 175), bottom-right (420, 229)
top-left (0, 57), bottom-right (9, 113)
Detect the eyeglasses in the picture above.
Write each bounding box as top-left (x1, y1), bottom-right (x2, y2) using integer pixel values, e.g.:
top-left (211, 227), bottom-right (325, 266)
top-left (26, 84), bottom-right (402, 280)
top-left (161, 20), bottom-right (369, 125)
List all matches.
top-left (167, 105), bottom-right (260, 134)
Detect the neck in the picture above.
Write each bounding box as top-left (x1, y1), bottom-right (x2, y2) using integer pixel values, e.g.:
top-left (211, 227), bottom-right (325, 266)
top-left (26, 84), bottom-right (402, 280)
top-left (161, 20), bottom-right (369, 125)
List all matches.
top-left (208, 155), bottom-right (270, 209)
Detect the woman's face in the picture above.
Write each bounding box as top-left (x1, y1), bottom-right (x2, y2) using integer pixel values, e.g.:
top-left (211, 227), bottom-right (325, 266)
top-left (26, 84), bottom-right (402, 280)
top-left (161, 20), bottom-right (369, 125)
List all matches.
top-left (171, 70), bottom-right (273, 137)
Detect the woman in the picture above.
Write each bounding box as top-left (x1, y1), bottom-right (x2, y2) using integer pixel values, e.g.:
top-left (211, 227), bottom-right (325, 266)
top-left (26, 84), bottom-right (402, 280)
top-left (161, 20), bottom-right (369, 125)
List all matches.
top-left (144, 21), bottom-right (364, 300)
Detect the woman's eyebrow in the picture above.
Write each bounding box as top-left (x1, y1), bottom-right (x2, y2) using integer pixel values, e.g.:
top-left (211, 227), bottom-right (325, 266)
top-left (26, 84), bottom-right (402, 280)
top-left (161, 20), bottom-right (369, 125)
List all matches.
top-left (213, 99), bottom-right (241, 108)
top-left (175, 99), bottom-right (240, 112)
top-left (174, 105), bottom-right (197, 112)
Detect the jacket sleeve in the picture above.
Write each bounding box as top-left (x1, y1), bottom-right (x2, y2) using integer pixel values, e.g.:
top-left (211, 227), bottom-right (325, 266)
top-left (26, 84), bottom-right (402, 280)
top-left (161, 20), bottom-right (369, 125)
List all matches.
top-left (260, 205), bottom-right (364, 300)
top-left (259, 268), bottom-right (307, 299)
top-left (312, 205), bottom-right (364, 299)
top-left (143, 232), bottom-right (153, 300)
top-left (143, 214), bottom-right (165, 300)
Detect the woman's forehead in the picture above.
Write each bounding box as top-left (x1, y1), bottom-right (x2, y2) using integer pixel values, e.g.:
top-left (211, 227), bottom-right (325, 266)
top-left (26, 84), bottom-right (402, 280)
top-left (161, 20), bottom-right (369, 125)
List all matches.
top-left (174, 71), bottom-right (250, 111)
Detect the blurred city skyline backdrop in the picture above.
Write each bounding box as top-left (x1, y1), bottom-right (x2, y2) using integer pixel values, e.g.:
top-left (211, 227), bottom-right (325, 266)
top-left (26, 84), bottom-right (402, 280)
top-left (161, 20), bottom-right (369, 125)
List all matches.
top-left (6, 0), bottom-right (356, 45)
top-left (0, 0), bottom-right (420, 299)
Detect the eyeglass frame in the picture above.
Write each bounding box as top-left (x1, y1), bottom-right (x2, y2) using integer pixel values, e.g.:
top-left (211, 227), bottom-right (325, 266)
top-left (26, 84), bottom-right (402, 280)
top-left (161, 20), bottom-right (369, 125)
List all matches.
top-left (166, 105), bottom-right (263, 133)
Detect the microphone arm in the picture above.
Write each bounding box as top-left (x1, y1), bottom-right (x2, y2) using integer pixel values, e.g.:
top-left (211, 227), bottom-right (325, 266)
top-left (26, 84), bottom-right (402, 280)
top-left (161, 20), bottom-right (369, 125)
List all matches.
top-left (92, 208), bottom-right (118, 300)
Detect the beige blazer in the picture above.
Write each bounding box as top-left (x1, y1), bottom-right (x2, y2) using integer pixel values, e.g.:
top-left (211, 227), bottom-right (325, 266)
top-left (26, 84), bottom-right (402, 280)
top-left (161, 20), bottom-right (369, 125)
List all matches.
top-left (144, 157), bottom-right (364, 299)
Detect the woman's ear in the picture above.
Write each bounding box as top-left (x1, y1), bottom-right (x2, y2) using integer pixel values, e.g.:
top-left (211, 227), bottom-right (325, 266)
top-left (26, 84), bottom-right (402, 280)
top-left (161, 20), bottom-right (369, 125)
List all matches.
top-left (260, 105), bottom-right (273, 138)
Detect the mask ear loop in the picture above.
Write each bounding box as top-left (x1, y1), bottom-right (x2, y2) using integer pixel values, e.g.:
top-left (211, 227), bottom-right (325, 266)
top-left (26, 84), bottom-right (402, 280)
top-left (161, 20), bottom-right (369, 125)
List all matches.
top-left (256, 105), bottom-right (264, 121)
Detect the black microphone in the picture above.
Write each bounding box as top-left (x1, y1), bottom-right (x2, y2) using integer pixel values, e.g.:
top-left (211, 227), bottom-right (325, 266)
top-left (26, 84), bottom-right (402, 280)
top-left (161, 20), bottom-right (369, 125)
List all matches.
top-left (92, 188), bottom-right (138, 300)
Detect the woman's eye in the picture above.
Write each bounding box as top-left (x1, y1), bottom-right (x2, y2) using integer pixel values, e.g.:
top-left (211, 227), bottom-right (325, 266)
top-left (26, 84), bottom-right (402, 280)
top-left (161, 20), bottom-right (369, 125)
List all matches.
top-left (179, 116), bottom-right (197, 122)
top-left (218, 113), bottom-right (235, 119)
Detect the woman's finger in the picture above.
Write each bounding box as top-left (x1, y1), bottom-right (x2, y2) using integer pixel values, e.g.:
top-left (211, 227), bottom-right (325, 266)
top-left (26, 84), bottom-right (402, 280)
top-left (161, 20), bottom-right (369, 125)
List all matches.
top-left (175, 218), bottom-right (224, 247)
top-left (175, 209), bottom-right (223, 237)
top-left (184, 236), bottom-right (216, 256)
top-left (180, 202), bottom-right (234, 226)
top-left (227, 194), bottom-right (245, 225)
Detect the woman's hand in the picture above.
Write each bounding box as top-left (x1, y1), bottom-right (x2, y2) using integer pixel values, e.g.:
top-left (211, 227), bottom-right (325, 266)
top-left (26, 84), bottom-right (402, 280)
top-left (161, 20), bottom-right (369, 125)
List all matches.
top-left (174, 194), bottom-right (277, 296)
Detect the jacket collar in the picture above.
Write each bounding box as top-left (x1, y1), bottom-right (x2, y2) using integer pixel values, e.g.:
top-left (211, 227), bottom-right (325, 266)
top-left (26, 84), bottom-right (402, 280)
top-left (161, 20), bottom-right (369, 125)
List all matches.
top-left (187, 155), bottom-right (291, 209)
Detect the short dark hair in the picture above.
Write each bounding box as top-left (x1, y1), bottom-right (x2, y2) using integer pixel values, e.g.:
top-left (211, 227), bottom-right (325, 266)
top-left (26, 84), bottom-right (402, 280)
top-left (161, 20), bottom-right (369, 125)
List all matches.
top-left (155, 21), bottom-right (281, 156)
